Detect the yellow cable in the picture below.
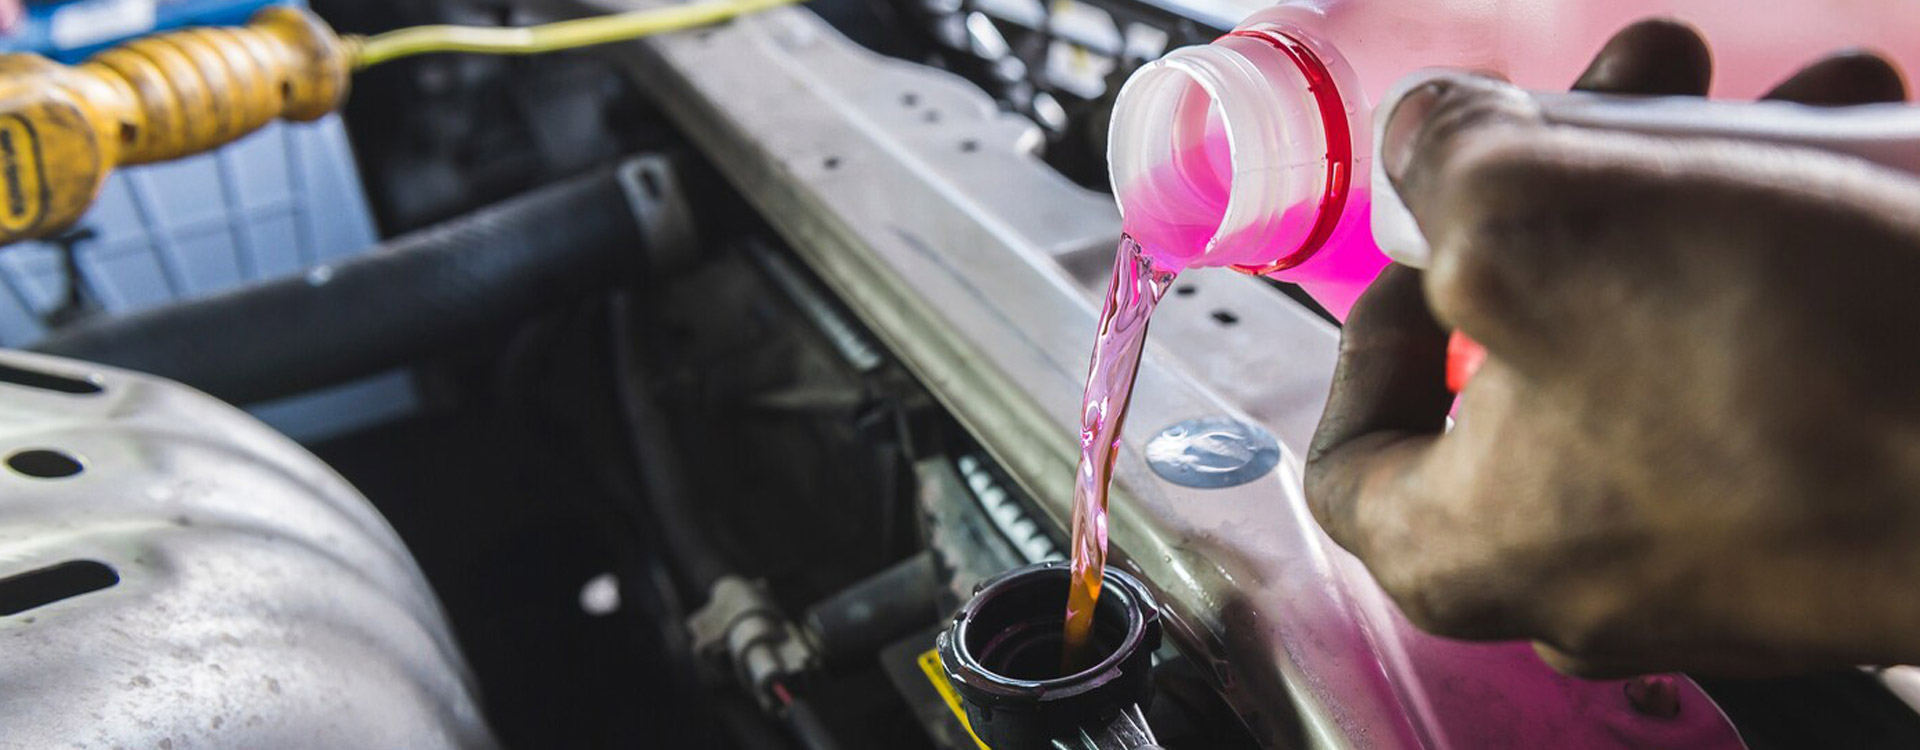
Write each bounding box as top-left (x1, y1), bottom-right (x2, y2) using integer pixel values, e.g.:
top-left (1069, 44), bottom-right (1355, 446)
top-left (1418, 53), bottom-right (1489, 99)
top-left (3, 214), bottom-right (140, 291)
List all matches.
top-left (351, 0), bottom-right (803, 69)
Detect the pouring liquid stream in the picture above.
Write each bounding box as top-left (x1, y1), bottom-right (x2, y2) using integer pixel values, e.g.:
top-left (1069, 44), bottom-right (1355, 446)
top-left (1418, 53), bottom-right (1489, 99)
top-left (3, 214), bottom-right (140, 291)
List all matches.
top-left (1061, 235), bottom-right (1177, 672)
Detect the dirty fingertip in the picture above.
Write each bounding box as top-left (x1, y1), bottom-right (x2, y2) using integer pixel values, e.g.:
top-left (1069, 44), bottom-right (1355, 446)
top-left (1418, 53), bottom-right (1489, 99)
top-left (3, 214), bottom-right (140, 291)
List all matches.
top-left (1766, 50), bottom-right (1908, 105)
top-left (1574, 18), bottom-right (1712, 95)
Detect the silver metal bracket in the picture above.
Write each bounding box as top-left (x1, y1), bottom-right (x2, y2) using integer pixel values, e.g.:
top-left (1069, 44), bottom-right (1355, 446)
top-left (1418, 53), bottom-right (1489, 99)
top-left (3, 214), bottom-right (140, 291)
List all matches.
top-left (616, 154), bottom-right (700, 270)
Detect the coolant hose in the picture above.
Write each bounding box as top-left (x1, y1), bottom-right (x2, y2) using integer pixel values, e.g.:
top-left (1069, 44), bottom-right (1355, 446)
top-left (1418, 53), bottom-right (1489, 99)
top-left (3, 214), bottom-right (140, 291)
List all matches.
top-left (31, 169), bottom-right (642, 405)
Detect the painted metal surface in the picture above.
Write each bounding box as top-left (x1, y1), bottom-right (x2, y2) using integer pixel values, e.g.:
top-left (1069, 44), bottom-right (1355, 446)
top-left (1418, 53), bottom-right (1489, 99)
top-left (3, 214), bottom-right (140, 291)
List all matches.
top-left (1143, 416), bottom-right (1282, 489)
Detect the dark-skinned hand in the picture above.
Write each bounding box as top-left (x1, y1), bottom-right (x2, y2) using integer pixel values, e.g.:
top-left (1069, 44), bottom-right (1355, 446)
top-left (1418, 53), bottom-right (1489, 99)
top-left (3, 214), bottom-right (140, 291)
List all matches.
top-left (1305, 20), bottom-right (1919, 677)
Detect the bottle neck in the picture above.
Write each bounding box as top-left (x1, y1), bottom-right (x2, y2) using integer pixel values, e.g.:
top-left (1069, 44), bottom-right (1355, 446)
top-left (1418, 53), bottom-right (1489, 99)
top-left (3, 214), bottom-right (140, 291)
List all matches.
top-left (1220, 27), bottom-right (1355, 276)
top-left (1107, 25), bottom-right (1355, 274)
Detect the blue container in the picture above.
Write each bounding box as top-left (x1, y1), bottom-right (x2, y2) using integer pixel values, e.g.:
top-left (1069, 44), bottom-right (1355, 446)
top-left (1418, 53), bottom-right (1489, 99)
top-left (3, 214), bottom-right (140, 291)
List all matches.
top-left (3, 0), bottom-right (292, 61)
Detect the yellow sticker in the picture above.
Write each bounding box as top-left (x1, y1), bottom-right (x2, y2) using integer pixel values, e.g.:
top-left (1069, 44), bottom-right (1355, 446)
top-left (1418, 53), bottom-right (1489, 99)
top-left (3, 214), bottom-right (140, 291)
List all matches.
top-left (917, 648), bottom-right (993, 750)
top-left (0, 115), bottom-right (45, 233)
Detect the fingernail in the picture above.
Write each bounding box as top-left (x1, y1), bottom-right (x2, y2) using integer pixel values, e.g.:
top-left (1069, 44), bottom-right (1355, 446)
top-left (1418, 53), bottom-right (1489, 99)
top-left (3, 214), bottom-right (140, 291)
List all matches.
top-left (1382, 80), bottom-right (1449, 183)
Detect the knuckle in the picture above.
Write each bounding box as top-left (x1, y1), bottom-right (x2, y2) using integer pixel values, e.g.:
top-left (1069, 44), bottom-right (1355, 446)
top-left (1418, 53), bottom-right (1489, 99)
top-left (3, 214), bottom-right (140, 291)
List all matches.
top-left (1540, 616), bottom-right (1608, 659)
top-left (1555, 656), bottom-right (1624, 680)
top-left (1422, 138), bottom-right (1580, 335)
top-left (1406, 79), bottom-right (1543, 177)
top-left (1301, 461), bottom-right (1343, 533)
top-left (1382, 576), bottom-right (1452, 633)
top-left (1300, 449), bottom-right (1339, 515)
top-left (1376, 563), bottom-right (1511, 640)
top-left (1370, 523), bottom-right (1570, 642)
top-left (1426, 230), bottom-right (1518, 333)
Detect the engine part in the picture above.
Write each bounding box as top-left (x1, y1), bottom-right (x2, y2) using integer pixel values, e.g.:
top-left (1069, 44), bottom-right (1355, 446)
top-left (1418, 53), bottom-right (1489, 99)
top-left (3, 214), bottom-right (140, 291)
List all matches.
top-left (919, 451), bottom-right (1067, 631)
top-left (786, 697), bottom-right (850, 750)
top-left (955, 452), bottom-right (1062, 564)
top-left (1078, 706), bottom-right (1164, 750)
top-left (0, 349), bottom-right (494, 748)
top-left (892, 621), bottom-right (1262, 750)
top-left (689, 575), bottom-right (818, 711)
top-left (938, 562), bottom-right (1163, 750)
top-left (747, 240), bottom-right (886, 374)
top-left (882, 627), bottom-right (989, 750)
top-left (609, 291), bottom-right (732, 596)
top-left (618, 154), bottom-right (701, 272)
top-left (31, 165), bottom-right (647, 405)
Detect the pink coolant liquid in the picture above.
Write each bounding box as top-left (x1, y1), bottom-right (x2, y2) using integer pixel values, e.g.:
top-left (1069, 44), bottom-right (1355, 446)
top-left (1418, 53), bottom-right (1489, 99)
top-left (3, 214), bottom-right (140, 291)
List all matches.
top-left (1122, 183), bottom-right (1387, 318)
top-left (1116, 67), bottom-right (1389, 316)
top-left (1060, 236), bottom-right (1175, 671)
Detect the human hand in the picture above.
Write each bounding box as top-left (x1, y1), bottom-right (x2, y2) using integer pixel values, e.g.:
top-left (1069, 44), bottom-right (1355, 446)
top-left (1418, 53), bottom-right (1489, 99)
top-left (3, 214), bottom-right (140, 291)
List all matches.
top-left (1306, 20), bottom-right (1920, 677)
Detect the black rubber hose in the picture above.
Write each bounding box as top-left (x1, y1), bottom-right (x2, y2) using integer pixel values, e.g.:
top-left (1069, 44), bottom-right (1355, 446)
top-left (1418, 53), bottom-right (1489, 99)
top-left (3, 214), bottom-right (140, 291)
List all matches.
top-left (803, 552), bottom-right (939, 668)
top-left (608, 293), bottom-right (730, 597)
top-left (31, 170), bottom-right (642, 405)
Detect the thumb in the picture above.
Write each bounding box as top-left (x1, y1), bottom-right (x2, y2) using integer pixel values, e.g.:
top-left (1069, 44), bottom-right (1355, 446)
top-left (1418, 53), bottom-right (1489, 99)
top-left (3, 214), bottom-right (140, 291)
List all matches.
top-left (1379, 73), bottom-right (1544, 236)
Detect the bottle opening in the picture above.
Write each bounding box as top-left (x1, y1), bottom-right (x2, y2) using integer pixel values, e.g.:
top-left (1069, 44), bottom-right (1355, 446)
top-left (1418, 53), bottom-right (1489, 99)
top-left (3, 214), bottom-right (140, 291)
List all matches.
top-left (1110, 74), bottom-right (1233, 270)
top-left (1109, 62), bottom-right (1239, 271)
top-left (1108, 26), bottom-right (1352, 275)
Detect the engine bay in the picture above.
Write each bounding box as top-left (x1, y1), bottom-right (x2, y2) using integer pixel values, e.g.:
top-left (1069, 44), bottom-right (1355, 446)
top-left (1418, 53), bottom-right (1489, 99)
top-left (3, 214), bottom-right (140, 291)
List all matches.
top-left (4, 0), bottom-right (1920, 748)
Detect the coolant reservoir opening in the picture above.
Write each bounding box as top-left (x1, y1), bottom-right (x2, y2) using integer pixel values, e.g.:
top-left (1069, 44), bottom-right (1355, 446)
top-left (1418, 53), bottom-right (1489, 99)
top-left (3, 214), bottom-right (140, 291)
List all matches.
top-left (946, 563), bottom-right (1158, 687)
top-left (940, 563), bottom-right (1165, 750)
top-left (964, 575), bottom-right (1133, 682)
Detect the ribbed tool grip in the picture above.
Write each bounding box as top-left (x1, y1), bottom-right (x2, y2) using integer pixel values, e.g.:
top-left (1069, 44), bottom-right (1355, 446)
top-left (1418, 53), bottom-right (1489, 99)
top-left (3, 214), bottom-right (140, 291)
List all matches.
top-left (74, 7), bottom-right (351, 165)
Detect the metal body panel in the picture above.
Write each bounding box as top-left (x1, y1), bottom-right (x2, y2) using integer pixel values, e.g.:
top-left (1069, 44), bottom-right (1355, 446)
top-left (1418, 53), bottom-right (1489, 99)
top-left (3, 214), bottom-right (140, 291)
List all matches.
top-left (580, 5), bottom-right (1743, 747)
top-left (0, 351), bottom-right (493, 749)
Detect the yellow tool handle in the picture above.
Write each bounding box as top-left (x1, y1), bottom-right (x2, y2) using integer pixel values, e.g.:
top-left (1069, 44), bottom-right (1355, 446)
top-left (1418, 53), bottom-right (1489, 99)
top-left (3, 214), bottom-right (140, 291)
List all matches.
top-left (79, 6), bottom-right (352, 165)
top-left (0, 0), bottom-right (801, 246)
top-left (0, 7), bottom-right (350, 244)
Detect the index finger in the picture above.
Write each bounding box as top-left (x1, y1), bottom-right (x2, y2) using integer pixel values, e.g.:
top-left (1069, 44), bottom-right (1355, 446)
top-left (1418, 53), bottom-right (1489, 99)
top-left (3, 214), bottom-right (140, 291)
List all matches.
top-left (1305, 264), bottom-right (1452, 557)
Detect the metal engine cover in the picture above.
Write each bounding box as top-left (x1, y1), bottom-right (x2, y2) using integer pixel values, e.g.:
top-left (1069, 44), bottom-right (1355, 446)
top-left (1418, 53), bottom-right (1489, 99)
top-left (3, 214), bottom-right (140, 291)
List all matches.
top-left (0, 351), bottom-right (495, 748)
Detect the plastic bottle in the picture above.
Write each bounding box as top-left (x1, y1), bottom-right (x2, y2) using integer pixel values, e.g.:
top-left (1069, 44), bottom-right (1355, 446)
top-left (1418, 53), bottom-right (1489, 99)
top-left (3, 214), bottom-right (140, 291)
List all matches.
top-left (1106, 0), bottom-right (1920, 317)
